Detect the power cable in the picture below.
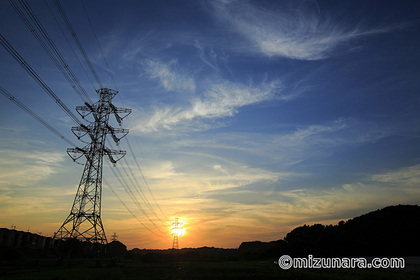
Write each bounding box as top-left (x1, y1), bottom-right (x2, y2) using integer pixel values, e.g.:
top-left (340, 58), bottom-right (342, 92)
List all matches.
top-left (102, 177), bottom-right (163, 237)
top-left (80, 0), bottom-right (117, 91)
top-left (43, 0), bottom-right (96, 92)
top-left (120, 155), bottom-right (167, 226)
top-left (0, 85), bottom-right (77, 147)
top-left (106, 161), bottom-right (166, 236)
top-left (125, 138), bottom-right (170, 221)
top-left (106, 136), bottom-right (168, 226)
top-left (105, 138), bottom-right (164, 226)
top-left (53, 0), bottom-right (103, 89)
top-left (0, 33), bottom-right (83, 126)
top-left (9, 0), bottom-right (93, 104)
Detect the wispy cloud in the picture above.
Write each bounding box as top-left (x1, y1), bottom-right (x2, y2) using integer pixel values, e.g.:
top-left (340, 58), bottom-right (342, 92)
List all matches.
top-left (192, 80), bottom-right (278, 118)
top-left (0, 150), bottom-right (65, 187)
top-left (133, 80), bottom-right (281, 132)
top-left (144, 59), bottom-right (196, 93)
top-left (194, 40), bottom-right (222, 73)
top-left (142, 160), bottom-right (184, 179)
top-left (141, 156), bottom-right (286, 198)
top-left (275, 119), bottom-right (348, 147)
top-left (370, 164), bottom-right (420, 186)
top-left (273, 118), bottom-right (399, 155)
top-left (163, 118), bottom-right (399, 172)
top-left (209, 0), bottom-right (391, 60)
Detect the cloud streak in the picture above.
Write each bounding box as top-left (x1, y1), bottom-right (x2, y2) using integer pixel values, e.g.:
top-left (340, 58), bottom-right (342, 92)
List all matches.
top-left (134, 80), bottom-right (281, 132)
top-left (370, 164), bottom-right (420, 186)
top-left (210, 0), bottom-right (391, 60)
top-left (0, 150), bottom-right (65, 187)
top-left (144, 59), bottom-right (196, 93)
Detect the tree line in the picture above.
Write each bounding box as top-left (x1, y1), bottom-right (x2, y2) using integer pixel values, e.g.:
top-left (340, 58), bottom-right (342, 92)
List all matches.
top-left (238, 205), bottom-right (420, 259)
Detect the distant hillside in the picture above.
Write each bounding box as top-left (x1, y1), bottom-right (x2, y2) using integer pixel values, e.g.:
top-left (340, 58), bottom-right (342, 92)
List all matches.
top-left (239, 205), bottom-right (420, 258)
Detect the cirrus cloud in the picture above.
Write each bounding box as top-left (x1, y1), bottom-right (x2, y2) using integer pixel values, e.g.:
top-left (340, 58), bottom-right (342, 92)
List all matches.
top-left (209, 0), bottom-right (392, 60)
top-left (144, 59), bottom-right (196, 93)
top-left (134, 79), bottom-right (281, 132)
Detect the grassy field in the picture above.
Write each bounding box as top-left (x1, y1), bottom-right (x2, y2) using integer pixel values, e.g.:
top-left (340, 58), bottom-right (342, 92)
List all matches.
top-left (1, 259), bottom-right (420, 280)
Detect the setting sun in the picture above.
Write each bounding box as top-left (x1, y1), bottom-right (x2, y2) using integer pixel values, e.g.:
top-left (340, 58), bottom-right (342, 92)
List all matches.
top-left (171, 218), bottom-right (184, 237)
top-left (172, 228), bottom-right (185, 236)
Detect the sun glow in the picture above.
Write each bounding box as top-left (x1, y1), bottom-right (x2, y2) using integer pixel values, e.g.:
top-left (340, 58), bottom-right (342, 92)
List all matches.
top-left (172, 227), bottom-right (185, 236)
top-left (171, 218), bottom-right (184, 236)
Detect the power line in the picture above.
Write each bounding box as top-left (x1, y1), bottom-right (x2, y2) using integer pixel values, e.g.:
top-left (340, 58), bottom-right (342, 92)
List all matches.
top-left (9, 0), bottom-right (93, 104)
top-left (53, 0), bottom-right (103, 89)
top-left (0, 85), bottom-right (77, 147)
top-left (44, 0), bottom-right (97, 92)
top-left (106, 138), bottom-right (165, 226)
top-left (103, 177), bottom-right (164, 238)
top-left (119, 142), bottom-right (169, 225)
top-left (106, 161), bottom-right (166, 237)
top-left (106, 122), bottom-right (169, 225)
top-left (125, 138), bottom-right (170, 221)
top-left (118, 120), bottom-right (170, 223)
top-left (0, 33), bottom-right (83, 126)
top-left (80, 0), bottom-right (117, 91)
top-left (120, 155), bottom-right (167, 226)
top-left (108, 84), bottom-right (169, 223)
top-left (104, 107), bottom-right (169, 230)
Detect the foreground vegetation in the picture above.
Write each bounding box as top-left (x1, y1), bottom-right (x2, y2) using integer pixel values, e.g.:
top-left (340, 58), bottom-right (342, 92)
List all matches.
top-left (1, 259), bottom-right (420, 280)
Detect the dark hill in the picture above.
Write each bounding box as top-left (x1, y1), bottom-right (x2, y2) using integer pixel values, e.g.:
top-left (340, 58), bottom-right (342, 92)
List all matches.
top-left (239, 205), bottom-right (420, 258)
top-left (339, 204), bottom-right (420, 256)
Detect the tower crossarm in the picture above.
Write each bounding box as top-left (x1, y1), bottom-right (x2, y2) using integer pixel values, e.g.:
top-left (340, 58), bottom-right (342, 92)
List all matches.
top-left (67, 146), bottom-right (88, 162)
top-left (103, 147), bottom-right (126, 164)
top-left (106, 124), bottom-right (129, 144)
top-left (76, 103), bottom-right (94, 118)
top-left (110, 103), bottom-right (131, 125)
top-left (71, 124), bottom-right (91, 140)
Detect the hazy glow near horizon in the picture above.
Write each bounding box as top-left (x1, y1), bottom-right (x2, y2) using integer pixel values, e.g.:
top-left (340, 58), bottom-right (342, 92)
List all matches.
top-left (1, 0), bottom-right (420, 249)
top-left (172, 228), bottom-right (185, 237)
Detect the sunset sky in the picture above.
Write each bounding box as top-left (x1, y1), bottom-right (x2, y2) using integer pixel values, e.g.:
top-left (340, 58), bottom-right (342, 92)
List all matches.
top-left (1, 0), bottom-right (420, 249)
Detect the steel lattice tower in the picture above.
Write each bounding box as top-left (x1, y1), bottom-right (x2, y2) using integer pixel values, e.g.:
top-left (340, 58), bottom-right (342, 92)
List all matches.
top-left (172, 218), bottom-right (183, 250)
top-left (172, 232), bottom-right (179, 251)
top-left (53, 88), bottom-right (130, 245)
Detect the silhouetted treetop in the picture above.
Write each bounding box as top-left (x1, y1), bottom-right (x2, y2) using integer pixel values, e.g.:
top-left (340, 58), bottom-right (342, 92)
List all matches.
top-left (239, 204), bottom-right (420, 258)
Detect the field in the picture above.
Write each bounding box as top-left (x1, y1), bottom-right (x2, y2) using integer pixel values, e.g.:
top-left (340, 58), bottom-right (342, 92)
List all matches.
top-left (1, 259), bottom-right (420, 280)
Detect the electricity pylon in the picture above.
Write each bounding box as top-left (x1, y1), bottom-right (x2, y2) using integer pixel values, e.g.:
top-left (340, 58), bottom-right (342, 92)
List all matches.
top-left (53, 88), bottom-right (131, 245)
top-left (172, 218), bottom-right (184, 250)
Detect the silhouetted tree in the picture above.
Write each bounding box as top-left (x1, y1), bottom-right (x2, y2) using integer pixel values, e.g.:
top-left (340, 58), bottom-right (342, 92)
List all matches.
top-left (284, 224), bottom-right (325, 256)
top-left (238, 205), bottom-right (420, 259)
top-left (106, 240), bottom-right (127, 258)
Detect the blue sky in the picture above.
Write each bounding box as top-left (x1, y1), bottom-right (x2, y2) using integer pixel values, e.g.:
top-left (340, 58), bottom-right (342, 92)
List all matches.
top-left (0, 0), bottom-right (420, 249)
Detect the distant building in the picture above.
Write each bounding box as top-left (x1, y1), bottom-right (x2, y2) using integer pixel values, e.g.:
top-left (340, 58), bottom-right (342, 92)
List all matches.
top-left (0, 228), bottom-right (52, 249)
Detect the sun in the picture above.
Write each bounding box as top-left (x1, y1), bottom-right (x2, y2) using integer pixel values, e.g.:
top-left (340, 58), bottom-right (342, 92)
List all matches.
top-left (171, 218), bottom-right (185, 236)
top-left (172, 227), bottom-right (185, 236)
